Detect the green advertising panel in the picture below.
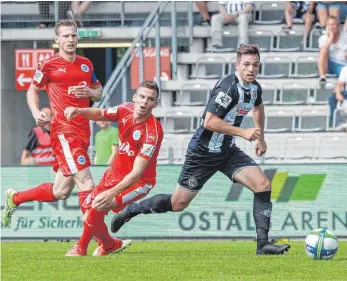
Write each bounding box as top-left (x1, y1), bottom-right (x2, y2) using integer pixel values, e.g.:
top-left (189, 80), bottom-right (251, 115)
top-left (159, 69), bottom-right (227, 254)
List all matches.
top-left (1, 165), bottom-right (346, 239)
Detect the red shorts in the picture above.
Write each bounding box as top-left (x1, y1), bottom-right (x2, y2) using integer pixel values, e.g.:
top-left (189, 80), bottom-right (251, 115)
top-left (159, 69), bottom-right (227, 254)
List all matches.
top-left (83, 168), bottom-right (155, 213)
top-left (51, 133), bottom-right (90, 176)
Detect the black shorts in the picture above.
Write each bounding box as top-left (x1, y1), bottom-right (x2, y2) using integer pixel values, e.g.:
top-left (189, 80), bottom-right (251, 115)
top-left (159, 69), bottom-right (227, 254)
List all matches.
top-left (178, 144), bottom-right (258, 191)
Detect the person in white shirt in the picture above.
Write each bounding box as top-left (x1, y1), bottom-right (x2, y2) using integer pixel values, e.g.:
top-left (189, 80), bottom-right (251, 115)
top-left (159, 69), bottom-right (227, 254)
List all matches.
top-left (318, 16), bottom-right (347, 87)
top-left (211, 1), bottom-right (254, 49)
top-left (328, 65), bottom-right (347, 128)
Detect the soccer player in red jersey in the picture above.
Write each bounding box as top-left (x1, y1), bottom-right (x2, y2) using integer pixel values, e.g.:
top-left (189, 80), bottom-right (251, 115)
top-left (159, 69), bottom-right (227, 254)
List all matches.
top-left (64, 80), bottom-right (163, 256)
top-left (1, 20), bottom-right (103, 227)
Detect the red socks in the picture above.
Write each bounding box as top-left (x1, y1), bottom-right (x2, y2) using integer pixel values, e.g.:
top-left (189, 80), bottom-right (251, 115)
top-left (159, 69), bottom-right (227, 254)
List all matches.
top-left (78, 190), bottom-right (92, 214)
top-left (78, 207), bottom-right (114, 249)
top-left (12, 183), bottom-right (56, 206)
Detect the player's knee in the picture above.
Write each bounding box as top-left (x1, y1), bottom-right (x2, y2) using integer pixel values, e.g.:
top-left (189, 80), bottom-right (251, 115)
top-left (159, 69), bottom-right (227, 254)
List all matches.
top-left (255, 177), bottom-right (271, 193)
top-left (53, 189), bottom-right (72, 200)
top-left (171, 200), bottom-right (190, 212)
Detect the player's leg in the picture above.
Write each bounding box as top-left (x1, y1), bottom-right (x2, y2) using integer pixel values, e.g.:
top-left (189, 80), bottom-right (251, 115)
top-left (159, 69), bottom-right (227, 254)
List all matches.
top-left (110, 148), bottom-right (221, 233)
top-left (221, 146), bottom-right (290, 255)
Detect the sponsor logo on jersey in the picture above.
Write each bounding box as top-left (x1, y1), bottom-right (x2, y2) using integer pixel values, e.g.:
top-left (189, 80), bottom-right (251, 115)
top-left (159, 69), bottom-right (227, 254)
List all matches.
top-left (77, 155), bottom-right (86, 165)
top-left (33, 70), bottom-right (43, 83)
top-left (237, 104), bottom-right (253, 116)
top-left (119, 141), bottom-right (135, 156)
top-left (106, 106), bottom-right (118, 114)
top-left (140, 144), bottom-right (155, 157)
top-left (133, 130), bottom-right (141, 140)
top-left (215, 91), bottom-right (232, 108)
top-left (81, 64), bottom-right (89, 72)
top-left (58, 68), bottom-right (67, 73)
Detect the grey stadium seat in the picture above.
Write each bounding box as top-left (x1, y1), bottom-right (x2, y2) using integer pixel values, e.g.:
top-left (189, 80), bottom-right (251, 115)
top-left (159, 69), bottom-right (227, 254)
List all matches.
top-left (260, 83), bottom-right (277, 105)
top-left (313, 82), bottom-right (335, 104)
top-left (297, 109), bottom-right (329, 132)
top-left (265, 109), bottom-right (296, 132)
top-left (253, 2), bottom-right (284, 24)
top-left (291, 56), bottom-right (319, 78)
top-left (274, 30), bottom-right (303, 52)
top-left (163, 111), bottom-right (198, 133)
top-left (191, 55), bottom-right (227, 79)
top-left (249, 30), bottom-right (274, 51)
top-left (175, 82), bottom-right (210, 106)
top-left (258, 56), bottom-right (292, 78)
top-left (283, 136), bottom-right (315, 159)
top-left (279, 82), bottom-right (310, 105)
top-left (318, 136), bottom-right (347, 159)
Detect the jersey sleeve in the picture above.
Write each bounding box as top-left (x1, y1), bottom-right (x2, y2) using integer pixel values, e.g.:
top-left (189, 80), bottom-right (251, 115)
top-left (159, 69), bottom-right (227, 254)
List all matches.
top-left (206, 83), bottom-right (235, 118)
top-left (102, 106), bottom-right (122, 122)
top-left (31, 60), bottom-right (49, 88)
top-left (90, 62), bottom-right (101, 87)
top-left (254, 84), bottom-right (263, 106)
top-left (138, 123), bottom-right (162, 161)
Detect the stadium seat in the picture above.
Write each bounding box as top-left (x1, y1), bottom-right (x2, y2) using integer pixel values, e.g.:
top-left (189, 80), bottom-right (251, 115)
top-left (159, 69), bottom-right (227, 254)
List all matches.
top-left (318, 136), bottom-right (347, 159)
top-left (253, 2), bottom-right (284, 24)
top-left (174, 82), bottom-right (210, 106)
top-left (206, 31), bottom-right (239, 53)
top-left (265, 109), bottom-right (296, 132)
top-left (298, 109), bottom-right (329, 132)
top-left (174, 135), bottom-right (193, 163)
top-left (263, 135), bottom-right (282, 160)
top-left (332, 109), bottom-right (347, 129)
top-left (279, 82), bottom-right (310, 105)
top-left (249, 30), bottom-right (274, 51)
top-left (258, 56), bottom-right (292, 78)
top-left (260, 83), bottom-right (277, 105)
top-left (283, 136), bottom-right (315, 159)
top-left (305, 28), bottom-right (321, 51)
top-left (274, 30), bottom-right (303, 52)
top-left (291, 56), bottom-right (319, 78)
top-left (191, 55), bottom-right (227, 79)
top-left (313, 82), bottom-right (335, 104)
top-left (163, 110), bottom-right (199, 133)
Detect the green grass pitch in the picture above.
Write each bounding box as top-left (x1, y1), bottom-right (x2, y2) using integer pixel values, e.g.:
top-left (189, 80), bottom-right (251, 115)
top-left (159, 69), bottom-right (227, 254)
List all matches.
top-left (1, 241), bottom-right (346, 281)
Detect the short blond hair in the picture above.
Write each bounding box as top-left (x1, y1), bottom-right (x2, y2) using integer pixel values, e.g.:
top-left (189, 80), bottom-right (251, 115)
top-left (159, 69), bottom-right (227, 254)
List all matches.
top-left (137, 80), bottom-right (160, 100)
top-left (54, 19), bottom-right (77, 35)
top-left (237, 44), bottom-right (260, 62)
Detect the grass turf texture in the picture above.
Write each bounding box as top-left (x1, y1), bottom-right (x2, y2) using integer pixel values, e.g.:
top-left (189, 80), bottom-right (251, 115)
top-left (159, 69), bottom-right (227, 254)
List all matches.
top-left (2, 241), bottom-right (346, 281)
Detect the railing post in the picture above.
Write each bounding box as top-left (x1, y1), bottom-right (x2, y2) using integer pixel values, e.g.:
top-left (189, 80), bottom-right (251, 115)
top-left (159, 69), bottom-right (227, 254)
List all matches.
top-left (187, 1), bottom-right (193, 51)
top-left (122, 70), bottom-right (128, 103)
top-left (171, 1), bottom-right (177, 80)
top-left (54, 1), bottom-right (59, 24)
top-left (139, 38), bottom-right (144, 84)
top-left (121, 1), bottom-right (125, 26)
top-left (155, 11), bottom-right (161, 91)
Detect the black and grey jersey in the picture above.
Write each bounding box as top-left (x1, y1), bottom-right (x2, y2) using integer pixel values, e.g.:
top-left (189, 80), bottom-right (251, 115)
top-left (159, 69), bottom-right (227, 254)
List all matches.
top-left (189, 73), bottom-right (262, 153)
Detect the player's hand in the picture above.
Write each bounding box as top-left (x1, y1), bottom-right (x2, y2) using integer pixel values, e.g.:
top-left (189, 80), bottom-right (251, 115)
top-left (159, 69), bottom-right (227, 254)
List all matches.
top-left (241, 128), bottom-right (260, 142)
top-left (64, 107), bottom-right (79, 121)
top-left (255, 139), bottom-right (267, 157)
top-left (71, 85), bottom-right (92, 99)
top-left (92, 190), bottom-right (114, 211)
top-left (34, 111), bottom-right (50, 127)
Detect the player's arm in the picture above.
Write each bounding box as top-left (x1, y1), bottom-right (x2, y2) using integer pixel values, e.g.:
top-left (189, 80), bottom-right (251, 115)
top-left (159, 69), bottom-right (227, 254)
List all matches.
top-left (64, 107), bottom-right (108, 121)
top-left (252, 103), bottom-right (265, 141)
top-left (27, 84), bottom-right (50, 126)
top-left (203, 86), bottom-right (260, 142)
top-left (90, 84), bottom-right (103, 102)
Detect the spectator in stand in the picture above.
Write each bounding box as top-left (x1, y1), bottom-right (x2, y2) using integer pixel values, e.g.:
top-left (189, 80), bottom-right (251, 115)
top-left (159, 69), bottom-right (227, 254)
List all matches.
top-left (316, 1), bottom-right (342, 31)
top-left (282, 1), bottom-right (316, 42)
top-left (328, 65), bottom-right (347, 129)
top-left (94, 121), bottom-right (119, 165)
top-left (318, 16), bottom-right (347, 87)
top-left (211, 1), bottom-right (254, 49)
top-left (196, 1), bottom-right (212, 26)
top-left (67, 1), bottom-right (92, 27)
top-left (20, 107), bottom-right (55, 166)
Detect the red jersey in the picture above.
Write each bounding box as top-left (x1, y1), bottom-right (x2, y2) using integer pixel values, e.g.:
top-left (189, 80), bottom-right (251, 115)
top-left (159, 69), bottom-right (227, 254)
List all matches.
top-left (103, 102), bottom-right (163, 180)
top-left (32, 54), bottom-right (101, 137)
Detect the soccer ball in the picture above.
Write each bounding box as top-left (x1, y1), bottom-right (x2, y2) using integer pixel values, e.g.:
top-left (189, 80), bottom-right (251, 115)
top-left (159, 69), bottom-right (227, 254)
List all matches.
top-left (305, 228), bottom-right (338, 260)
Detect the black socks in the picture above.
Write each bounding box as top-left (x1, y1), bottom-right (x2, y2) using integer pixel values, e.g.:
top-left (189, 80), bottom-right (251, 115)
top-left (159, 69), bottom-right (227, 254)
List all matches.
top-left (253, 191), bottom-right (272, 247)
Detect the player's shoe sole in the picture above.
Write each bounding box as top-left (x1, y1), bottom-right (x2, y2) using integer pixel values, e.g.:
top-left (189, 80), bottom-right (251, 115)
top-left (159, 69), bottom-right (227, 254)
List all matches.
top-left (92, 239), bottom-right (132, 256)
top-left (1, 188), bottom-right (18, 227)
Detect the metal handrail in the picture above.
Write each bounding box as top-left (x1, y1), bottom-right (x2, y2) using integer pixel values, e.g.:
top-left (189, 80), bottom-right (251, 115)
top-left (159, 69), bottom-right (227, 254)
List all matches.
top-left (89, 1), bottom-right (171, 160)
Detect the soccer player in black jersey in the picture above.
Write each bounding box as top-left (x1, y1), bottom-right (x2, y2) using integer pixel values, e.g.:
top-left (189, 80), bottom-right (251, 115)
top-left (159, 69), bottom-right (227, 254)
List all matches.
top-left (110, 45), bottom-right (291, 255)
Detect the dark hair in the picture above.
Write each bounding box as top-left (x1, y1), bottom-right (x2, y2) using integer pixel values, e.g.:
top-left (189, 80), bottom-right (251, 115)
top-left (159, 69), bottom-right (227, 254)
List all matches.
top-left (237, 44), bottom-right (260, 62)
top-left (138, 80), bottom-right (160, 100)
top-left (54, 19), bottom-right (77, 35)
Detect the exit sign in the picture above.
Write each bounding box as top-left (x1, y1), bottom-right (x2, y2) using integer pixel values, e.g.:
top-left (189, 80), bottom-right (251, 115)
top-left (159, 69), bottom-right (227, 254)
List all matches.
top-left (78, 29), bottom-right (100, 38)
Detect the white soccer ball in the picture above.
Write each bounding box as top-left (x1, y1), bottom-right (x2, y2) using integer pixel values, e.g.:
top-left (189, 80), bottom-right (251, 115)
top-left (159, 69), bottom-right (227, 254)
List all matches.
top-left (305, 228), bottom-right (338, 260)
